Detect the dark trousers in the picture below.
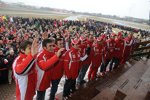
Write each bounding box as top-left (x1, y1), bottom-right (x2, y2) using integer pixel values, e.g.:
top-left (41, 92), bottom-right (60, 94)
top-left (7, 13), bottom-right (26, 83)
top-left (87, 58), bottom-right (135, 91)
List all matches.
top-left (36, 90), bottom-right (46, 100)
top-left (109, 57), bottom-right (120, 71)
top-left (100, 59), bottom-right (111, 72)
top-left (50, 79), bottom-right (61, 100)
top-left (77, 64), bottom-right (89, 84)
top-left (63, 79), bottom-right (76, 97)
top-left (113, 58), bottom-right (120, 70)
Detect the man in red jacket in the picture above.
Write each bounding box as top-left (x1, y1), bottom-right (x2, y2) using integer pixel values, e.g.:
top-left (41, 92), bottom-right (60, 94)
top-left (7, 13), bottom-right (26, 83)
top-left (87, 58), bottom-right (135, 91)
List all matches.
top-left (104, 33), bottom-right (116, 71)
top-left (77, 36), bottom-right (89, 85)
top-left (50, 38), bottom-right (66, 100)
top-left (88, 37), bottom-right (104, 80)
top-left (113, 32), bottom-right (125, 69)
top-left (12, 39), bottom-right (39, 100)
top-left (63, 38), bottom-right (88, 99)
top-left (36, 38), bottom-right (64, 100)
top-left (121, 33), bottom-right (133, 64)
top-left (99, 34), bottom-right (107, 76)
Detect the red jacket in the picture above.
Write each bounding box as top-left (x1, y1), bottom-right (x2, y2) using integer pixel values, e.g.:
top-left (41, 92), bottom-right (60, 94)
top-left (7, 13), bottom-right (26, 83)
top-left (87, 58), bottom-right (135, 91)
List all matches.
top-left (114, 38), bottom-right (125, 59)
top-left (36, 49), bottom-right (59, 91)
top-left (106, 38), bottom-right (116, 59)
top-left (12, 53), bottom-right (37, 100)
top-left (122, 37), bottom-right (133, 61)
top-left (101, 41), bottom-right (107, 62)
top-left (86, 41), bottom-right (95, 65)
top-left (50, 47), bottom-right (66, 80)
top-left (64, 47), bottom-right (81, 79)
top-left (92, 43), bottom-right (103, 66)
top-left (79, 44), bottom-right (88, 66)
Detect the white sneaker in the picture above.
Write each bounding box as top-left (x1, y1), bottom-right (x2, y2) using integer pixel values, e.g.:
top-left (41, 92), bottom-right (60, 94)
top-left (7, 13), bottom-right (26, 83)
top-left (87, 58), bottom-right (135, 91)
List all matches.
top-left (126, 61), bottom-right (132, 67)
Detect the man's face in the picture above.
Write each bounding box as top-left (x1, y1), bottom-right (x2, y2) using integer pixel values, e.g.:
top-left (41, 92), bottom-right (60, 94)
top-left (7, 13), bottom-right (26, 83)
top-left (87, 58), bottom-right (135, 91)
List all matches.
top-left (0, 50), bottom-right (3, 55)
top-left (118, 35), bottom-right (122, 39)
top-left (111, 36), bottom-right (116, 39)
top-left (89, 36), bottom-right (94, 42)
top-left (81, 40), bottom-right (86, 44)
top-left (57, 40), bottom-right (64, 48)
top-left (10, 51), bottom-right (14, 55)
top-left (46, 42), bottom-right (55, 52)
top-left (24, 45), bottom-right (31, 55)
top-left (42, 32), bottom-right (48, 39)
top-left (97, 41), bottom-right (103, 44)
top-left (0, 40), bottom-right (3, 44)
top-left (73, 44), bottom-right (79, 49)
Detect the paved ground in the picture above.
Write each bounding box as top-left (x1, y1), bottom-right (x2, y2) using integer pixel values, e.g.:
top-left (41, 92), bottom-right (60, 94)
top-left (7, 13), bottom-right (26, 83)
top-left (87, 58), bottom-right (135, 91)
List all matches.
top-left (0, 81), bottom-right (16, 100)
top-left (0, 77), bottom-right (65, 100)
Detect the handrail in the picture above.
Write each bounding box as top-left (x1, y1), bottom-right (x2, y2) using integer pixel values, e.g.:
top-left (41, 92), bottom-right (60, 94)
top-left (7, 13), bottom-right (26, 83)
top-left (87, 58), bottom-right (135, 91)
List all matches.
top-left (131, 52), bottom-right (150, 57)
top-left (131, 40), bottom-right (150, 57)
top-left (134, 46), bottom-right (150, 51)
top-left (136, 40), bottom-right (150, 46)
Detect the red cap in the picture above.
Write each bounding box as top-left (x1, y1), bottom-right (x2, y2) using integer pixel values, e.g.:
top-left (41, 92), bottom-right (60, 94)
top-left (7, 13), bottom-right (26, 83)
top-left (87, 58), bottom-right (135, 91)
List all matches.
top-left (97, 37), bottom-right (103, 41)
top-left (71, 38), bottom-right (80, 45)
top-left (118, 32), bottom-right (122, 36)
top-left (111, 33), bottom-right (116, 37)
top-left (101, 34), bottom-right (106, 39)
top-left (80, 36), bottom-right (86, 41)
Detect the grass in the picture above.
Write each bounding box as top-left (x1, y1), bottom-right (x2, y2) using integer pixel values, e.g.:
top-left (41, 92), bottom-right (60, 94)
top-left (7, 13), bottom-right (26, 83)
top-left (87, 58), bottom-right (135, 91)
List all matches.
top-left (89, 16), bottom-right (150, 31)
top-left (0, 8), bottom-right (69, 19)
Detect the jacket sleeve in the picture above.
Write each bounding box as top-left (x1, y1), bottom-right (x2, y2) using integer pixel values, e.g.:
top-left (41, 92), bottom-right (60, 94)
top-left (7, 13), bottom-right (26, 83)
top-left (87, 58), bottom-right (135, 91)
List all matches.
top-left (37, 54), bottom-right (59, 70)
top-left (15, 54), bottom-right (35, 75)
top-left (63, 51), bottom-right (71, 79)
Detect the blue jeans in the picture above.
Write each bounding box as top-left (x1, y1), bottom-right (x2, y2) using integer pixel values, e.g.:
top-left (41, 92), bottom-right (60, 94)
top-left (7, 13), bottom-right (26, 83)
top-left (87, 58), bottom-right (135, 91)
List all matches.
top-left (50, 79), bottom-right (61, 100)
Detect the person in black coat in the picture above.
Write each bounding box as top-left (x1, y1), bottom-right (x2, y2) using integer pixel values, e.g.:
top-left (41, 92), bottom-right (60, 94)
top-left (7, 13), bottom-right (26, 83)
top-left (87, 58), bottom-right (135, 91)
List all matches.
top-left (6, 49), bottom-right (17, 84)
top-left (0, 48), bottom-right (8, 84)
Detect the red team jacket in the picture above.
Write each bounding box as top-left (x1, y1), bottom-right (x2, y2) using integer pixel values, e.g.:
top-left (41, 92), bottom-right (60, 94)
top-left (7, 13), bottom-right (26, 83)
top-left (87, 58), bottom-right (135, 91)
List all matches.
top-left (36, 49), bottom-right (59, 91)
top-left (64, 47), bottom-right (81, 79)
top-left (106, 38), bottom-right (116, 59)
top-left (114, 38), bottom-right (125, 59)
top-left (79, 44), bottom-right (88, 66)
top-left (92, 43), bottom-right (103, 67)
top-left (86, 41), bottom-right (95, 65)
top-left (12, 53), bottom-right (37, 100)
top-left (50, 47), bottom-right (66, 80)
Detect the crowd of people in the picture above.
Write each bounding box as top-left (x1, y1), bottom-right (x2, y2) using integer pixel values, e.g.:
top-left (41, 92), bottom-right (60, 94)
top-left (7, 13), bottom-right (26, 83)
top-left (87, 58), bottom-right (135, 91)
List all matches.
top-left (0, 15), bottom-right (150, 100)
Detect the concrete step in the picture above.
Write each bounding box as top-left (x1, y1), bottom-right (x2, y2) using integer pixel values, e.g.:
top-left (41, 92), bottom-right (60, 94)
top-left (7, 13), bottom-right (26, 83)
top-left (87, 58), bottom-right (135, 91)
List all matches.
top-left (92, 59), bottom-right (149, 100)
top-left (124, 59), bottom-right (150, 100)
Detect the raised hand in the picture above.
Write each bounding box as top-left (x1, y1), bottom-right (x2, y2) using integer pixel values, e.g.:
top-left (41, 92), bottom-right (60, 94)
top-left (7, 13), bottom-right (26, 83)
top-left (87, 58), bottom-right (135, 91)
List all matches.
top-left (31, 38), bottom-right (39, 57)
top-left (56, 48), bottom-right (65, 57)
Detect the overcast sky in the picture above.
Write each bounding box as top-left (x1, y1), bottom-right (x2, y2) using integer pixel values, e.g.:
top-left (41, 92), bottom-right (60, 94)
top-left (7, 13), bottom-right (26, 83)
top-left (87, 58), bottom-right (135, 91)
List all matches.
top-left (2, 0), bottom-right (150, 19)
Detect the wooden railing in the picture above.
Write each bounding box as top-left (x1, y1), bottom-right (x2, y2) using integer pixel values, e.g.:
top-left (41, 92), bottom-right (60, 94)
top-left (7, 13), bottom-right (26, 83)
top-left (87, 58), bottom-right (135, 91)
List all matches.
top-left (131, 40), bottom-right (150, 57)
